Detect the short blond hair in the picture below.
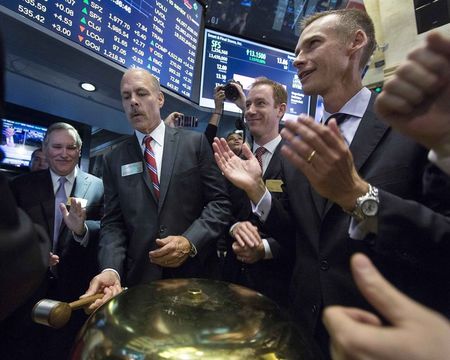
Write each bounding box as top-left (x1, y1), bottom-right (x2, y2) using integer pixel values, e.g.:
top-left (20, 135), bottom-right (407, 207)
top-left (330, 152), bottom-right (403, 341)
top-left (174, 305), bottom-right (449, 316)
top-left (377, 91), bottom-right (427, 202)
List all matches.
top-left (301, 9), bottom-right (376, 70)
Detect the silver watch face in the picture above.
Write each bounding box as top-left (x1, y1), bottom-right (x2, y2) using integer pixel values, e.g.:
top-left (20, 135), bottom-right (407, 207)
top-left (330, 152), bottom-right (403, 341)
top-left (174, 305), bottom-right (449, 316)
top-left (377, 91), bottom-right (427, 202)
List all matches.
top-left (361, 199), bottom-right (379, 216)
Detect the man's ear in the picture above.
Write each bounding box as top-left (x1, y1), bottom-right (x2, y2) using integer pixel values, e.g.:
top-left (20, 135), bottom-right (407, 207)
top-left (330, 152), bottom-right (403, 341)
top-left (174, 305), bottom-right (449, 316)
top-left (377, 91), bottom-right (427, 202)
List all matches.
top-left (348, 29), bottom-right (368, 57)
top-left (277, 103), bottom-right (287, 119)
top-left (158, 91), bottom-right (165, 109)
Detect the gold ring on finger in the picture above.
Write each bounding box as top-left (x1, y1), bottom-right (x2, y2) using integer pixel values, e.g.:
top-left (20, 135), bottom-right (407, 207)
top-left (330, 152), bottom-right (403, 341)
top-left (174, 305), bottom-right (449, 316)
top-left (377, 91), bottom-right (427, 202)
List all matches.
top-left (307, 150), bottom-right (316, 164)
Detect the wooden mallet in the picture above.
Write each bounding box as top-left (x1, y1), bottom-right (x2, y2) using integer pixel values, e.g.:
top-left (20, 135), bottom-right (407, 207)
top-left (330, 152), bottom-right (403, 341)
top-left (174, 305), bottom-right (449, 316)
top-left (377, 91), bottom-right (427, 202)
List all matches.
top-left (32, 293), bottom-right (103, 328)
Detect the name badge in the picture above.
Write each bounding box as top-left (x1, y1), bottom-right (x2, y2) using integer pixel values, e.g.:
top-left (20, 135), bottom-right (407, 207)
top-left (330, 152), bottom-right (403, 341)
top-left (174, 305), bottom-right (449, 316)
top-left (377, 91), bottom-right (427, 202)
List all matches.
top-left (266, 179), bottom-right (284, 193)
top-left (121, 162), bottom-right (143, 177)
top-left (66, 197), bottom-right (88, 208)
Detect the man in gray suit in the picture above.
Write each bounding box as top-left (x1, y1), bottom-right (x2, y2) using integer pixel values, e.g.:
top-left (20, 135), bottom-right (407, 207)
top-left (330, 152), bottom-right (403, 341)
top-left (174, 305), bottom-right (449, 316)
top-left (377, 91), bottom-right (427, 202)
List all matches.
top-left (10, 122), bottom-right (104, 359)
top-left (84, 68), bottom-right (231, 309)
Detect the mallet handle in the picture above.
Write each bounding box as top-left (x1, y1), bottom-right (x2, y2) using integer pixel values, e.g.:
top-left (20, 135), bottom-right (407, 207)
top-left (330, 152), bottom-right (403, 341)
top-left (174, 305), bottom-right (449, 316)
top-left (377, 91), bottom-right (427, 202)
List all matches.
top-left (69, 293), bottom-right (104, 310)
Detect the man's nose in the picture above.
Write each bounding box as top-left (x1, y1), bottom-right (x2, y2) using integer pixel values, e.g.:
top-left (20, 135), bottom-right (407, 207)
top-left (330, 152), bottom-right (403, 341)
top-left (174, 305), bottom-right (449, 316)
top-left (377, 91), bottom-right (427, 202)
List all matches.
top-left (130, 93), bottom-right (139, 106)
top-left (246, 104), bottom-right (256, 114)
top-left (60, 148), bottom-right (69, 157)
top-left (293, 52), bottom-right (306, 69)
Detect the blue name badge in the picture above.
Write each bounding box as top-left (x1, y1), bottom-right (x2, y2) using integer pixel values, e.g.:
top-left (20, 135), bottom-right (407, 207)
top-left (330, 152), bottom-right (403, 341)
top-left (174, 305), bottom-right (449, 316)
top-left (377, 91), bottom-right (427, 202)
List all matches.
top-left (121, 162), bottom-right (143, 177)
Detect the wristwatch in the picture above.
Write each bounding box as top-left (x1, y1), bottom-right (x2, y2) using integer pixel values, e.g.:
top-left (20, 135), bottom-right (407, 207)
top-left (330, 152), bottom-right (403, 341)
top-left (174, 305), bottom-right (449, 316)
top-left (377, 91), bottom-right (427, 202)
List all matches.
top-left (348, 184), bottom-right (379, 221)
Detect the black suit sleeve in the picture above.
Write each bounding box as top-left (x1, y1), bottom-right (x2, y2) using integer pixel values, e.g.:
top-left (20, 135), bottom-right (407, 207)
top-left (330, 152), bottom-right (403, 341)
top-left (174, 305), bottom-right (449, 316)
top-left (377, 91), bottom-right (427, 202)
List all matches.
top-left (182, 133), bottom-right (232, 255)
top-left (0, 174), bottom-right (49, 320)
top-left (98, 154), bottom-right (129, 277)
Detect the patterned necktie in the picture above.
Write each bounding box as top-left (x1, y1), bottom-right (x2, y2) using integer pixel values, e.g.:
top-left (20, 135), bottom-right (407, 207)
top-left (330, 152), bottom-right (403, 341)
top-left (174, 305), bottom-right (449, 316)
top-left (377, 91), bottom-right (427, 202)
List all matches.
top-left (53, 177), bottom-right (67, 248)
top-left (144, 135), bottom-right (160, 199)
top-left (254, 146), bottom-right (267, 172)
top-left (324, 113), bottom-right (348, 126)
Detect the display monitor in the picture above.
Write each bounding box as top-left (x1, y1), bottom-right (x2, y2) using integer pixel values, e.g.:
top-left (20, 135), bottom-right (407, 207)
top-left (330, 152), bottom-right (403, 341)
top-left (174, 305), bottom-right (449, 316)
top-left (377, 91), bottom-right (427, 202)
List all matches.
top-left (205, 0), bottom-right (349, 52)
top-left (1, 0), bottom-right (204, 100)
top-left (0, 119), bottom-right (47, 168)
top-left (199, 28), bottom-right (310, 121)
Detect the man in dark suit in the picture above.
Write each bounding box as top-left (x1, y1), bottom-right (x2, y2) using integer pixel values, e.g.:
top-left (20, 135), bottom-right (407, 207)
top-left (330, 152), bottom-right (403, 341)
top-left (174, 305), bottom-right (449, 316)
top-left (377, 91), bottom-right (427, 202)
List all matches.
top-left (214, 8), bottom-right (446, 357)
top-left (10, 122), bottom-right (104, 359)
top-left (222, 77), bottom-right (295, 306)
top-left (322, 32), bottom-right (450, 360)
top-left (0, 27), bottom-right (49, 322)
top-left (84, 69), bottom-right (231, 309)
top-left (0, 27), bottom-right (49, 359)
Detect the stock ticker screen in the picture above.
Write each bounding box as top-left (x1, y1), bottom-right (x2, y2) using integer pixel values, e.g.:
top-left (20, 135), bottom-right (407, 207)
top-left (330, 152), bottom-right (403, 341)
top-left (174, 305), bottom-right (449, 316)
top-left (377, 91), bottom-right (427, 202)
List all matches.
top-left (199, 28), bottom-right (310, 121)
top-left (1, 0), bottom-right (203, 99)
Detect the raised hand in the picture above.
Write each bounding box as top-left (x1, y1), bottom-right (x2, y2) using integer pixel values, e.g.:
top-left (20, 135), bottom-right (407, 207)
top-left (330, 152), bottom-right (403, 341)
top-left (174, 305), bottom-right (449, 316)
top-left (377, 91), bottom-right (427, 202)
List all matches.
top-left (281, 115), bottom-right (368, 210)
top-left (375, 32), bottom-right (450, 153)
top-left (60, 197), bottom-right (87, 236)
top-left (213, 137), bottom-right (266, 204)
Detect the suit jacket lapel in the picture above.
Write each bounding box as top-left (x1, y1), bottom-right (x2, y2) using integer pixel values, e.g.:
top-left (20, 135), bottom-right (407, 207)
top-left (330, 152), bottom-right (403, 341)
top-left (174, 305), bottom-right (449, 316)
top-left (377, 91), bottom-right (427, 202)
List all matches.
top-left (263, 143), bottom-right (282, 180)
top-left (158, 127), bottom-right (179, 212)
top-left (348, 94), bottom-right (389, 172)
top-left (71, 170), bottom-right (91, 199)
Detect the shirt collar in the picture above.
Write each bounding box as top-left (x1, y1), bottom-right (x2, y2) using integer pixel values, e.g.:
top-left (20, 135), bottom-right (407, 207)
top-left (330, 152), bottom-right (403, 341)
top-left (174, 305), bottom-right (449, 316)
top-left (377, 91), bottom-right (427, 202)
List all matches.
top-left (49, 166), bottom-right (78, 186)
top-left (135, 120), bottom-right (165, 147)
top-left (323, 87), bottom-right (371, 120)
top-left (253, 134), bottom-right (282, 155)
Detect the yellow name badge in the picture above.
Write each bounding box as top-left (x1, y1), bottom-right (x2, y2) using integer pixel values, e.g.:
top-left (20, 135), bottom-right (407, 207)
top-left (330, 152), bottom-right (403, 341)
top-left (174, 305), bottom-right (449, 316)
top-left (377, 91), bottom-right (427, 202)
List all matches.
top-left (265, 179), bottom-right (284, 193)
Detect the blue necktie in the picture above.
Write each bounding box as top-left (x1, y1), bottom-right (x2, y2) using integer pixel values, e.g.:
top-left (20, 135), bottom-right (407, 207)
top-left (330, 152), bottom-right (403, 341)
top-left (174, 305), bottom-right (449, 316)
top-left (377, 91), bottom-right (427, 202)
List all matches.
top-left (53, 177), bottom-right (67, 249)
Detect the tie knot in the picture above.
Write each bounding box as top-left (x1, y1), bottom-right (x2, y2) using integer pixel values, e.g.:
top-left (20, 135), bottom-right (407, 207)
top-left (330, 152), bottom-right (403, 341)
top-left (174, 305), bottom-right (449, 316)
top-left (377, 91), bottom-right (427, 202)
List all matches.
top-left (325, 113), bottom-right (347, 126)
top-left (59, 177), bottom-right (67, 185)
top-left (255, 146), bottom-right (266, 158)
top-left (144, 135), bottom-right (153, 146)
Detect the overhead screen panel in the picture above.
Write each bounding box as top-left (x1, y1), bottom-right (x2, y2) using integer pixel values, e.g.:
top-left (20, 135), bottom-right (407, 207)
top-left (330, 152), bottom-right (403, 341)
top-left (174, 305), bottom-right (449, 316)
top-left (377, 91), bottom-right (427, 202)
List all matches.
top-left (200, 28), bottom-right (310, 121)
top-left (1, 0), bottom-right (203, 100)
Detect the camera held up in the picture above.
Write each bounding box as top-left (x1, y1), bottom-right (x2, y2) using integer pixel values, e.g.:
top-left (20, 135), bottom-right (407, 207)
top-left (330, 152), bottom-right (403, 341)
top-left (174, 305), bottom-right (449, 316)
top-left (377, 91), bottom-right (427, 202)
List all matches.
top-left (222, 80), bottom-right (242, 101)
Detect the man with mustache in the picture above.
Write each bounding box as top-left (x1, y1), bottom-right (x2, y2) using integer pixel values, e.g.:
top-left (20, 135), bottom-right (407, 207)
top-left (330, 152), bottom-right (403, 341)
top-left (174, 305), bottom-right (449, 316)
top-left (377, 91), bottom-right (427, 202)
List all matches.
top-left (84, 68), bottom-right (231, 309)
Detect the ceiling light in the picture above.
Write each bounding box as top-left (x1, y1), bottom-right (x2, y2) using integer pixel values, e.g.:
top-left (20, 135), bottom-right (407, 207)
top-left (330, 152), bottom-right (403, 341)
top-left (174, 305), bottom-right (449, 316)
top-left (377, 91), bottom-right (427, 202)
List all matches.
top-left (80, 82), bottom-right (96, 92)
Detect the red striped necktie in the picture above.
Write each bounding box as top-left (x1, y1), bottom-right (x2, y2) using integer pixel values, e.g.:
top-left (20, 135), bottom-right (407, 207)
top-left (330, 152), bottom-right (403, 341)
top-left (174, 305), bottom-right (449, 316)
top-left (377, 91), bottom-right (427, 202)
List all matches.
top-left (254, 146), bottom-right (267, 171)
top-left (144, 135), bottom-right (160, 199)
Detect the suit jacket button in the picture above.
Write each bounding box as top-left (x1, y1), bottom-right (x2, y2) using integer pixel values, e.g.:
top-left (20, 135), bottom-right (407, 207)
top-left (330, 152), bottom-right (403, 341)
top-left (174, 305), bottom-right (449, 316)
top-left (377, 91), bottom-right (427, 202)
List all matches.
top-left (320, 260), bottom-right (329, 271)
top-left (311, 304), bottom-right (318, 313)
top-left (159, 225), bottom-right (167, 235)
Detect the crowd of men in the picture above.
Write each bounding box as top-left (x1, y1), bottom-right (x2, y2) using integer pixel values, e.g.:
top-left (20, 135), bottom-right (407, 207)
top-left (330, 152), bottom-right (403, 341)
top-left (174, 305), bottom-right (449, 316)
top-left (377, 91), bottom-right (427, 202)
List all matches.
top-left (0, 8), bottom-right (449, 360)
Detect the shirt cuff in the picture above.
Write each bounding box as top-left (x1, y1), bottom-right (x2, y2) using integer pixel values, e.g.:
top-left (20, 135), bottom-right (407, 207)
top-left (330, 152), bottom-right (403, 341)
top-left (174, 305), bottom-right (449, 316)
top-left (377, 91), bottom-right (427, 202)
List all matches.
top-left (428, 150), bottom-right (450, 176)
top-left (102, 268), bottom-right (121, 282)
top-left (229, 222), bottom-right (240, 237)
top-left (262, 239), bottom-right (273, 259)
top-left (72, 224), bottom-right (89, 247)
top-left (251, 188), bottom-right (271, 222)
top-left (348, 216), bottom-right (378, 240)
